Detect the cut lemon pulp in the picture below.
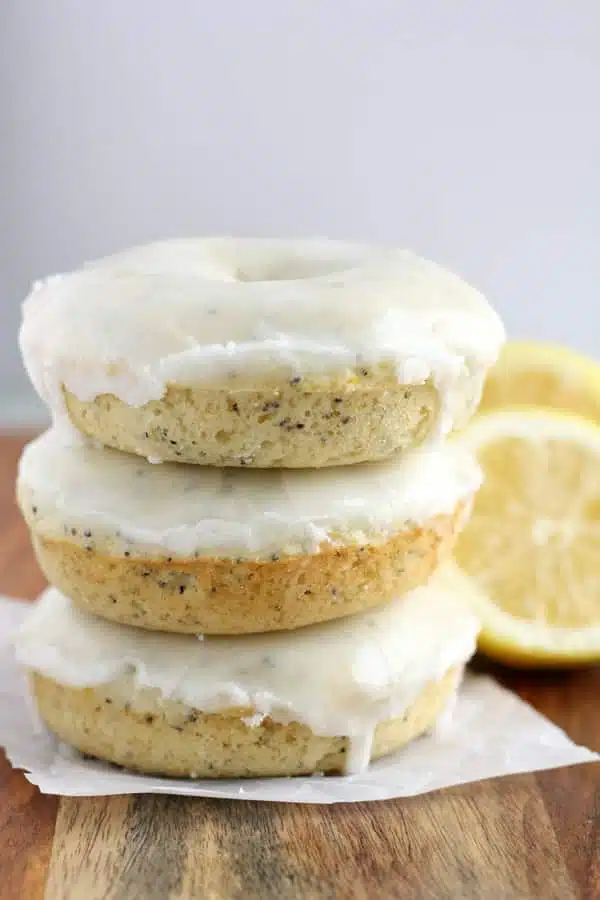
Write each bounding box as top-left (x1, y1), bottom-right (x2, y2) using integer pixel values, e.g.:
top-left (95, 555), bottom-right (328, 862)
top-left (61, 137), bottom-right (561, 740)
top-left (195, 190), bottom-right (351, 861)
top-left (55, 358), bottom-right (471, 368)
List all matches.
top-left (454, 408), bottom-right (600, 666)
top-left (481, 340), bottom-right (600, 422)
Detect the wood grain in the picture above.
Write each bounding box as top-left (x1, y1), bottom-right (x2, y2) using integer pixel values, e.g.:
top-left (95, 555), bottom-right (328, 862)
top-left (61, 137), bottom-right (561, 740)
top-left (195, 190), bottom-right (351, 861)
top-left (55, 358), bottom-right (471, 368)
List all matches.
top-left (0, 435), bottom-right (57, 900)
top-left (0, 433), bottom-right (599, 900)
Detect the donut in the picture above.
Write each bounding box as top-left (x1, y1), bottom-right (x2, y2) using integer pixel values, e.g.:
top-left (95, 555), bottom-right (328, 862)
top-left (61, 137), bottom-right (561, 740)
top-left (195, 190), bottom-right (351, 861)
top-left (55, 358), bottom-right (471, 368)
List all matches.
top-left (14, 564), bottom-right (480, 778)
top-left (18, 428), bottom-right (481, 634)
top-left (19, 238), bottom-right (504, 468)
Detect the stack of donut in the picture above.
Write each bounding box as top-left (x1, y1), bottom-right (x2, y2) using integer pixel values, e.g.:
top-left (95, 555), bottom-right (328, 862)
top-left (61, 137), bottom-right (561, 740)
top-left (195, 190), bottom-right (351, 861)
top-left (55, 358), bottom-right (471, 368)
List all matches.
top-left (14, 238), bottom-right (504, 777)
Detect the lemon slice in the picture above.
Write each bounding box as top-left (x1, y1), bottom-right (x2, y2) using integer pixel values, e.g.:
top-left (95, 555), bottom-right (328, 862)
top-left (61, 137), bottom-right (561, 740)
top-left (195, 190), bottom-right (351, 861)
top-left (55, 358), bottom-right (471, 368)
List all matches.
top-left (481, 340), bottom-right (600, 421)
top-left (454, 408), bottom-right (600, 667)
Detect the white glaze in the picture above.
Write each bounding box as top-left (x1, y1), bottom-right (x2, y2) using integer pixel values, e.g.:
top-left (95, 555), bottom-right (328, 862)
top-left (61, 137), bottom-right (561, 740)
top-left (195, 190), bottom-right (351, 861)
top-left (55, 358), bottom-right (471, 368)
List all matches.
top-left (18, 428), bottom-right (481, 560)
top-left (14, 564), bottom-right (480, 774)
top-left (19, 238), bottom-right (504, 438)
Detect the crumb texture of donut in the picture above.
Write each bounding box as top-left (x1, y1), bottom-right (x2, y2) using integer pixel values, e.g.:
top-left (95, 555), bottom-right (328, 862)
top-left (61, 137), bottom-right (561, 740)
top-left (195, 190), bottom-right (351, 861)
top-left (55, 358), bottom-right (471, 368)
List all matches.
top-left (63, 378), bottom-right (455, 467)
top-left (31, 507), bottom-right (462, 634)
top-left (30, 667), bottom-right (458, 778)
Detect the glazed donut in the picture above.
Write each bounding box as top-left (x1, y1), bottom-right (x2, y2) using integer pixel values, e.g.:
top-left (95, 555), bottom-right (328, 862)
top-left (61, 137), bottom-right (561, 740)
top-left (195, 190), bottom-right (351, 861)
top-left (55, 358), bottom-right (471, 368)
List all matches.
top-left (20, 238), bottom-right (504, 467)
top-left (18, 428), bottom-right (481, 634)
top-left (15, 564), bottom-right (480, 778)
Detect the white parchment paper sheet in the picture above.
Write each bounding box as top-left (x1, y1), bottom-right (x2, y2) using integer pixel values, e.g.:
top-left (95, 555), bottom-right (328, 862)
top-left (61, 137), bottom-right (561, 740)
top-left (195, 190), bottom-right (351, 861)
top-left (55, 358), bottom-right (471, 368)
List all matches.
top-left (0, 596), bottom-right (597, 803)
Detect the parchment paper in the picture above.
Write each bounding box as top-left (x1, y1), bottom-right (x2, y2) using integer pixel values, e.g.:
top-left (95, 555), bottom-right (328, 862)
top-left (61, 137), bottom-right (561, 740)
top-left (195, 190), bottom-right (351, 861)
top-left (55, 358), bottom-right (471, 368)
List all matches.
top-left (0, 595), bottom-right (596, 803)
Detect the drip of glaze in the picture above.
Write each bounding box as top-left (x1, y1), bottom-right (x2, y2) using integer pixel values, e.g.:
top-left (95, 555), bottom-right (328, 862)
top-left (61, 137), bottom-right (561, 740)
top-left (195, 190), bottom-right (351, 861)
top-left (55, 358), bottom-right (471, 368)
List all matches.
top-left (345, 729), bottom-right (376, 775)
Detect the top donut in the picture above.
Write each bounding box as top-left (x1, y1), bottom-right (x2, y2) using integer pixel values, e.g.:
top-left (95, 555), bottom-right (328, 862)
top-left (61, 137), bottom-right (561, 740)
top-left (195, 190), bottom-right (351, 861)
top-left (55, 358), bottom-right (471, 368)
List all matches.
top-left (20, 237), bottom-right (504, 468)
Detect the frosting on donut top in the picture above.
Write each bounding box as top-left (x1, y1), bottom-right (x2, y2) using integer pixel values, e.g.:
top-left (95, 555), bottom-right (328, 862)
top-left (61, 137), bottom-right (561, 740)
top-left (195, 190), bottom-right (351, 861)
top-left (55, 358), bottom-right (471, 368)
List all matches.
top-left (18, 428), bottom-right (481, 560)
top-left (19, 238), bottom-right (504, 432)
top-left (14, 564), bottom-right (480, 773)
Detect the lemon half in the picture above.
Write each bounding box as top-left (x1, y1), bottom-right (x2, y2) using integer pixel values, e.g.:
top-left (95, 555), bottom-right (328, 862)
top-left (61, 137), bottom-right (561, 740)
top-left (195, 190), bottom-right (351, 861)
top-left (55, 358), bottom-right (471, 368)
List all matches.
top-left (454, 408), bottom-right (600, 667)
top-left (481, 340), bottom-right (600, 422)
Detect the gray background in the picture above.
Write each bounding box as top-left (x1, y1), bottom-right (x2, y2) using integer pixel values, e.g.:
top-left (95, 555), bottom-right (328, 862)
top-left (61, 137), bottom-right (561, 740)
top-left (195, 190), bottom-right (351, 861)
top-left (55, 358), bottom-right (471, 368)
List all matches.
top-left (1, 1), bottom-right (599, 425)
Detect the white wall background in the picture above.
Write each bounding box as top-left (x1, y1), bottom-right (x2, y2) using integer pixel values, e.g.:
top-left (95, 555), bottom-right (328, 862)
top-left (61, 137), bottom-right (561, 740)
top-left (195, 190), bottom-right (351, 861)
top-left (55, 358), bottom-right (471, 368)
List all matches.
top-left (1, 1), bottom-right (599, 424)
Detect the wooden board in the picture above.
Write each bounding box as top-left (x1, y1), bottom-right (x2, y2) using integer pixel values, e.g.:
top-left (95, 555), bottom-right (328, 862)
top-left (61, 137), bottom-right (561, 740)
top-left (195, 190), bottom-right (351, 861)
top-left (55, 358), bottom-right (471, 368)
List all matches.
top-left (1, 434), bottom-right (599, 900)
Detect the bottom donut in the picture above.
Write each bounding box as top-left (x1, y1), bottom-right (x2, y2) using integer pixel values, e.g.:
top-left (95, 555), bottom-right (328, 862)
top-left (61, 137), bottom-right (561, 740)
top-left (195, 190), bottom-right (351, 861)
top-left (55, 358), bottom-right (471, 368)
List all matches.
top-left (14, 564), bottom-right (481, 778)
top-left (30, 667), bottom-right (460, 778)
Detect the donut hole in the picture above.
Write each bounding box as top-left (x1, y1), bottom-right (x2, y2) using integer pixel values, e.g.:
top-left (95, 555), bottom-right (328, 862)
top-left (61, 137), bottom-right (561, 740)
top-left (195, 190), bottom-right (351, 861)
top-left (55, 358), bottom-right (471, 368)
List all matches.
top-left (232, 255), bottom-right (354, 284)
